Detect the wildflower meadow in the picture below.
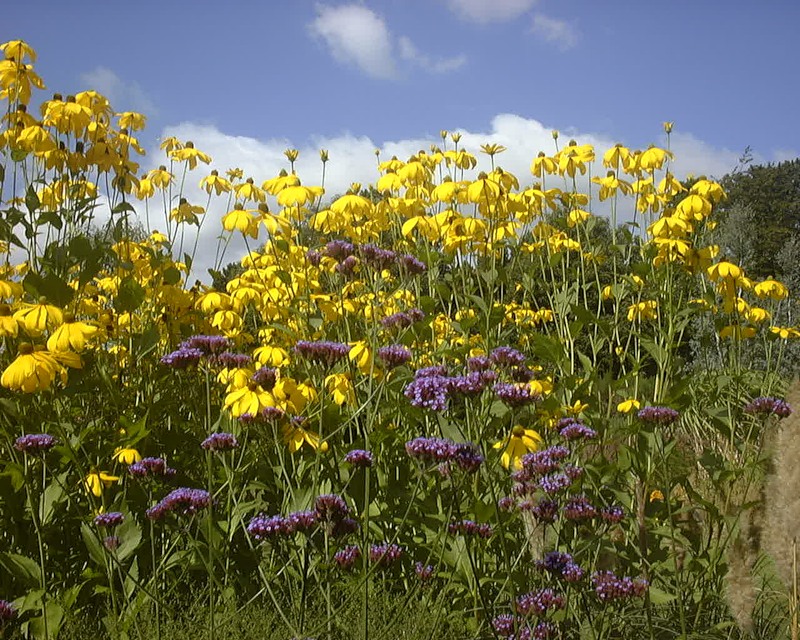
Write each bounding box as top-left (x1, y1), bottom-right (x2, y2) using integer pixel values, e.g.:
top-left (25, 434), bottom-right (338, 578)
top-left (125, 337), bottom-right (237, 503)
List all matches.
top-left (1, 39), bottom-right (799, 639)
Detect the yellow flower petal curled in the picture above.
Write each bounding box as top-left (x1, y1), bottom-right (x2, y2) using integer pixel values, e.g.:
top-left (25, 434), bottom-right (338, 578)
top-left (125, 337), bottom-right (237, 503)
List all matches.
top-left (113, 447), bottom-right (142, 465)
top-left (494, 426), bottom-right (542, 470)
top-left (84, 471), bottom-right (119, 497)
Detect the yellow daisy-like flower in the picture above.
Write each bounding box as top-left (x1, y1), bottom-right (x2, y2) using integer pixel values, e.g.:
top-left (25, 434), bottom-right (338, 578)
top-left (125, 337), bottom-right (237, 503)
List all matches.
top-left (493, 425), bottom-right (542, 470)
top-left (46, 314), bottom-right (98, 352)
top-left (113, 447), bottom-right (142, 465)
top-left (13, 299), bottom-right (63, 333)
top-left (84, 471), bottom-right (120, 498)
top-left (617, 399), bottom-right (641, 414)
top-left (282, 423), bottom-right (325, 453)
top-left (1, 343), bottom-right (58, 393)
top-left (325, 373), bottom-right (355, 406)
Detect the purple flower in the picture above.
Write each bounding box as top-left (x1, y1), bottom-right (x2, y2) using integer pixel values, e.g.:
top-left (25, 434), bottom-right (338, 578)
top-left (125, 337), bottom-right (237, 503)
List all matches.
top-left (251, 366), bottom-right (277, 390)
top-left (404, 375), bottom-right (451, 411)
top-left (129, 457), bottom-right (177, 480)
top-left (248, 514), bottom-right (291, 540)
top-left (359, 243), bottom-right (397, 270)
top-left (146, 487), bottom-right (211, 521)
top-left (332, 517), bottom-right (359, 538)
top-left (323, 240), bottom-right (354, 260)
top-left (314, 494), bottom-right (350, 523)
top-left (539, 473), bottom-right (572, 495)
top-left (492, 614), bottom-right (518, 638)
top-left (559, 422), bottom-right (597, 440)
top-left (103, 535), bottom-right (121, 551)
top-left (521, 446), bottom-right (571, 476)
top-left (490, 347), bottom-right (527, 368)
top-left (467, 356), bottom-right (492, 371)
top-left (381, 309), bottom-right (424, 330)
top-left (450, 372), bottom-right (490, 397)
top-left (452, 443), bottom-right (484, 473)
top-left (181, 335), bottom-right (232, 355)
top-left (399, 254), bottom-right (427, 275)
top-left (591, 571), bottom-right (649, 601)
top-left (94, 512), bottom-right (125, 528)
top-left (285, 510), bottom-right (319, 533)
top-left (14, 433), bottom-right (57, 454)
top-left (344, 449), bottom-right (374, 468)
top-left (405, 437), bottom-right (457, 465)
top-left (335, 256), bottom-right (359, 276)
top-left (377, 345), bottom-right (412, 369)
top-left (600, 505), bottom-right (625, 524)
top-left (294, 340), bottom-right (350, 367)
top-left (744, 396), bottom-right (792, 418)
top-left (334, 545), bottom-right (361, 570)
top-left (563, 495), bottom-right (597, 520)
top-left (201, 432), bottom-right (239, 452)
top-left (0, 599), bottom-right (15, 624)
top-left (493, 382), bottom-right (540, 408)
top-left (211, 352), bottom-right (252, 369)
top-left (369, 542), bottom-right (403, 567)
top-left (498, 496), bottom-right (515, 511)
top-left (160, 346), bottom-right (203, 368)
top-left (531, 499), bottom-right (559, 523)
top-left (415, 562), bottom-right (435, 582)
top-left (515, 588), bottom-right (565, 616)
top-left (448, 520), bottom-right (493, 539)
top-left (637, 406), bottom-right (680, 426)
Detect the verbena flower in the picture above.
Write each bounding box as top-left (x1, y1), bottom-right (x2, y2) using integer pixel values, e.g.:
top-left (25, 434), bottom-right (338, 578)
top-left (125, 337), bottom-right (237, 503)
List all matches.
top-left (334, 545), bottom-right (361, 570)
top-left (637, 406), bottom-right (680, 426)
top-left (160, 346), bottom-right (203, 368)
top-left (515, 588), bottom-right (565, 616)
top-left (146, 488), bottom-right (211, 521)
top-left (94, 512), bottom-right (124, 528)
top-left (404, 375), bottom-right (451, 411)
top-left (201, 432), bottom-right (239, 452)
top-left (129, 457), bottom-right (177, 480)
top-left (248, 514), bottom-right (292, 540)
top-left (744, 396), bottom-right (792, 418)
top-left (490, 347), bottom-right (527, 368)
top-left (414, 562), bottom-right (435, 582)
top-left (314, 494), bottom-right (350, 523)
top-left (0, 599), bottom-right (18, 624)
top-left (344, 449), bottom-right (374, 468)
top-left (591, 571), bottom-right (649, 601)
top-left (448, 520), bottom-right (493, 538)
top-left (369, 542), bottom-right (403, 567)
top-left (405, 437), bottom-right (457, 465)
top-left (493, 382), bottom-right (540, 407)
top-left (181, 334), bottom-right (231, 355)
top-left (14, 433), bottom-right (57, 453)
top-left (294, 340), bottom-right (350, 366)
top-left (559, 421), bottom-right (597, 440)
top-left (377, 344), bottom-right (412, 369)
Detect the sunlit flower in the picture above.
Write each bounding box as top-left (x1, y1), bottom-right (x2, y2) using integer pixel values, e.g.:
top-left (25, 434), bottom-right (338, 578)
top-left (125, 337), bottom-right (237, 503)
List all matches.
top-left (494, 426), bottom-right (542, 470)
top-left (113, 447), bottom-right (142, 465)
top-left (85, 471), bottom-right (120, 497)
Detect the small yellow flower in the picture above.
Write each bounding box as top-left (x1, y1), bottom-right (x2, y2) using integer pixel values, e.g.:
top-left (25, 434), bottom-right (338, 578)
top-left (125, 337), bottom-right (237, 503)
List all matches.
top-left (649, 489), bottom-right (664, 502)
top-left (85, 471), bottom-right (120, 497)
top-left (617, 399), bottom-right (641, 413)
top-left (282, 423), bottom-right (322, 453)
top-left (494, 425), bottom-right (542, 470)
top-left (113, 447), bottom-right (141, 465)
top-left (325, 373), bottom-right (355, 406)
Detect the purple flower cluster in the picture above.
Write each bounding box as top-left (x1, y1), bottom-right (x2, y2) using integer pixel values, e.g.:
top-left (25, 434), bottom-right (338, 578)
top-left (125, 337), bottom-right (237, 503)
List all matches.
top-left (399, 254), bottom-right (426, 275)
top-left (314, 494), bottom-right (350, 523)
top-left (104, 536), bottom-right (121, 551)
top-left (490, 347), bottom-right (527, 368)
top-left (600, 505), bottom-right (625, 523)
top-left (493, 382), bottom-right (541, 408)
top-left (238, 406), bottom-right (286, 426)
top-left (334, 545), bottom-right (361, 570)
top-left (535, 551), bottom-right (585, 582)
top-left (744, 396), bottom-right (792, 418)
top-left (251, 366), bottom-right (277, 390)
top-left (369, 542), bottom-right (404, 567)
top-left (637, 406), bottom-right (680, 426)
top-left (247, 514), bottom-right (292, 540)
top-left (414, 562), bottom-right (435, 582)
top-left (558, 419), bottom-right (597, 441)
top-left (160, 346), bottom-right (204, 368)
top-left (213, 352), bottom-right (252, 369)
top-left (515, 588), bottom-right (565, 616)
top-left (539, 473), bottom-right (572, 495)
top-left (450, 371), bottom-right (496, 397)
top-left (161, 335), bottom-right (243, 369)
top-left (335, 256), bottom-right (359, 276)
top-left (591, 571), bottom-right (649, 601)
top-left (294, 340), bottom-right (350, 367)
top-left (563, 495), bottom-right (597, 520)
top-left (94, 512), bottom-right (125, 528)
top-left (405, 437), bottom-right (483, 473)
top-left (201, 432), bottom-right (239, 452)
top-left (359, 243), bottom-right (397, 270)
top-left (404, 373), bottom-right (451, 411)
top-left (146, 488), bottom-right (211, 521)
top-left (380, 308), bottom-right (425, 330)
top-left (14, 433), bottom-right (58, 454)
top-left (0, 599), bottom-right (17, 624)
top-left (493, 616), bottom-right (557, 640)
top-left (344, 449), bottom-right (374, 468)
top-left (129, 457), bottom-right (177, 480)
top-left (323, 240), bottom-right (354, 260)
top-left (448, 520), bottom-right (493, 539)
top-left (181, 334), bottom-right (232, 355)
top-left (377, 344), bottom-right (412, 369)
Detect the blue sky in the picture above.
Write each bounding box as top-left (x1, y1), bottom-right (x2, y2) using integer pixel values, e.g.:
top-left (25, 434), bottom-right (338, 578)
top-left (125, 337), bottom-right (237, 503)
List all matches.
top-left (5, 0), bottom-right (799, 276)
top-left (6, 0), bottom-right (799, 160)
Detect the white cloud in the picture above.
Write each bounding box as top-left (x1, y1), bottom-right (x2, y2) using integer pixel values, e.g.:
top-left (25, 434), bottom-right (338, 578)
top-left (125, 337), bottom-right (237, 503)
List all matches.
top-left (398, 36), bottom-right (467, 74)
top-left (446, 0), bottom-right (539, 23)
top-left (80, 67), bottom-right (158, 115)
top-left (530, 14), bottom-right (579, 51)
top-left (308, 4), bottom-right (465, 79)
top-left (308, 4), bottom-right (397, 80)
top-left (772, 148), bottom-right (799, 163)
top-left (140, 115), bottom-right (757, 281)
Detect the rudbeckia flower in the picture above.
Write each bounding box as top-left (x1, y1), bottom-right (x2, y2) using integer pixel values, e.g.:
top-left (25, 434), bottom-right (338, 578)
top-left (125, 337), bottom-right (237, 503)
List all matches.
top-left (46, 314), bottom-right (98, 352)
top-left (493, 426), bottom-right (542, 470)
top-left (617, 399), bottom-right (641, 414)
top-left (113, 447), bottom-right (142, 465)
top-left (1, 343), bottom-right (58, 392)
top-left (84, 471), bottom-right (119, 497)
top-left (13, 299), bottom-right (63, 333)
top-left (282, 422), bottom-right (325, 453)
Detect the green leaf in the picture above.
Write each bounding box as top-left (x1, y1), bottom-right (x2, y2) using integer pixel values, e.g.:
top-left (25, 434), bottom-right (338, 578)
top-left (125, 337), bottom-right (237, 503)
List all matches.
top-left (162, 266), bottom-right (182, 285)
top-left (81, 522), bottom-right (106, 566)
top-left (112, 201), bottom-right (135, 214)
top-left (0, 552), bottom-right (41, 587)
top-left (28, 600), bottom-right (64, 640)
top-left (22, 272), bottom-right (74, 307)
top-left (647, 586), bottom-right (676, 605)
top-left (114, 276), bottom-right (146, 313)
top-left (25, 184), bottom-right (40, 212)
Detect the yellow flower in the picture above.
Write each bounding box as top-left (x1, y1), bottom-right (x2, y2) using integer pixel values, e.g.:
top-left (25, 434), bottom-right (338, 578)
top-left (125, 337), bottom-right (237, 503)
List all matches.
top-left (626, 300), bottom-right (658, 322)
top-left (617, 399), bottom-right (641, 413)
top-left (493, 425), bottom-right (542, 470)
top-left (0, 303), bottom-right (20, 337)
top-left (282, 423), bottom-right (322, 453)
top-left (349, 341), bottom-right (373, 374)
top-left (200, 170), bottom-right (232, 196)
top-left (13, 299), bottom-right (63, 333)
top-left (222, 204), bottom-right (260, 238)
top-left (46, 314), bottom-right (98, 352)
top-left (113, 447), bottom-right (142, 465)
top-left (754, 278), bottom-right (789, 301)
top-left (169, 141), bottom-right (211, 169)
top-left (649, 489), bottom-right (664, 502)
top-left (325, 373), bottom-right (355, 406)
top-left (85, 471), bottom-right (119, 498)
top-left (1, 343), bottom-right (58, 393)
